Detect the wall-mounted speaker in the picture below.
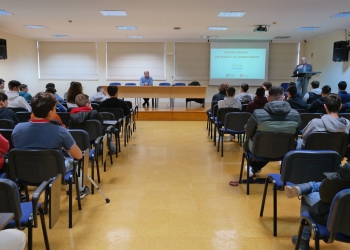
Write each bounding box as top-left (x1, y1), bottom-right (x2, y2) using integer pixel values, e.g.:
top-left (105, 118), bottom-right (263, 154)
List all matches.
top-left (0, 39), bottom-right (7, 60)
top-left (333, 41), bottom-right (348, 62)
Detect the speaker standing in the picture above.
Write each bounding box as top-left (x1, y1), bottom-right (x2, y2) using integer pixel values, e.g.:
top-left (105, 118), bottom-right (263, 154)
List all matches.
top-left (293, 57), bottom-right (312, 95)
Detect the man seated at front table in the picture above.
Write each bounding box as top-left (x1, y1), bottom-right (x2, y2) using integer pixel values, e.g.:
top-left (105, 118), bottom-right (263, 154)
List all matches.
top-left (140, 70), bottom-right (153, 107)
top-left (5, 80), bottom-right (32, 112)
top-left (244, 86), bottom-right (301, 177)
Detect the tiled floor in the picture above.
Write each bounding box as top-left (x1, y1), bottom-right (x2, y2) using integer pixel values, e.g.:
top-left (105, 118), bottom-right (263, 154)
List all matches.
top-left (30, 121), bottom-right (348, 249)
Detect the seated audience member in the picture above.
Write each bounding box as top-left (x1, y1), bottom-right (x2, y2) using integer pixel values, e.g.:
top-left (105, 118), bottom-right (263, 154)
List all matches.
top-left (284, 162), bottom-right (350, 250)
top-left (307, 85), bottom-right (331, 114)
top-left (0, 78), bottom-right (5, 93)
top-left (5, 80), bottom-right (32, 112)
top-left (0, 229), bottom-right (26, 250)
top-left (262, 81), bottom-right (272, 98)
top-left (246, 87), bottom-right (268, 113)
top-left (66, 81), bottom-right (83, 108)
top-left (218, 86), bottom-right (242, 110)
top-left (97, 86), bottom-right (131, 118)
top-left (287, 82), bottom-right (302, 98)
top-left (45, 87), bottom-right (67, 112)
top-left (46, 83), bottom-right (64, 103)
top-left (90, 86), bottom-right (108, 103)
top-left (18, 84), bottom-right (32, 103)
top-left (234, 83), bottom-right (254, 103)
top-left (244, 86), bottom-right (301, 177)
top-left (11, 92), bottom-right (89, 198)
top-left (337, 80), bottom-right (350, 104)
top-left (0, 134), bottom-right (9, 175)
top-left (297, 93), bottom-right (349, 150)
top-left (0, 93), bottom-right (20, 124)
top-left (303, 80), bottom-right (321, 105)
top-left (211, 83), bottom-right (229, 102)
top-left (286, 85), bottom-right (308, 110)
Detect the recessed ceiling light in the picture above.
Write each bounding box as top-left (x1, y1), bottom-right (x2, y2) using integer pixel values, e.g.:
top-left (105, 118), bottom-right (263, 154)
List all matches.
top-left (117, 26), bottom-right (137, 30)
top-left (331, 12), bottom-right (350, 18)
top-left (297, 27), bottom-right (320, 31)
top-left (52, 35), bottom-right (70, 38)
top-left (24, 25), bottom-right (47, 29)
top-left (201, 36), bottom-right (218, 39)
top-left (273, 36), bottom-right (291, 39)
top-left (218, 12), bottom-right (246, 17)
top-left (208, 27), bottom-right (228, 31)
top-left (0, 9), bottom-right (13, 15)
top-left (99, 10), bottom-right (127, 16)
top-left (127, 36), bottom-right (143, 39)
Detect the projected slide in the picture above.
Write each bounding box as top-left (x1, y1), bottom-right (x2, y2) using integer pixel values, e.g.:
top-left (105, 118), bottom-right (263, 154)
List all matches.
top-left (210, 48), bottom-right (266, 79)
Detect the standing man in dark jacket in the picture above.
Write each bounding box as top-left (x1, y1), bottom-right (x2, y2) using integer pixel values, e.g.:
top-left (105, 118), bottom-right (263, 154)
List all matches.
top-left (308, 85), bottom-right (331, 113)
top-left (244, 86), bottom-right (301, 177)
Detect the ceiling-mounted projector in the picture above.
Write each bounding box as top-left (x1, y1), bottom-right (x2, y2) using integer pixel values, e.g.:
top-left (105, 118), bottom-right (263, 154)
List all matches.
top-left (254, 25), bottom-right (268, 32)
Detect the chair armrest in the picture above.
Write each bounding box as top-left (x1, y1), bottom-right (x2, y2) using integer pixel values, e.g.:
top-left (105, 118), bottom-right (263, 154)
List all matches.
top-left (32, 180), bottom-right (49, 227)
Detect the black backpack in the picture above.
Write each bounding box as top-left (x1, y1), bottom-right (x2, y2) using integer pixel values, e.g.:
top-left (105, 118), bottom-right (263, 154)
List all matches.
top-left (188, 81), bottom-right (200, 86)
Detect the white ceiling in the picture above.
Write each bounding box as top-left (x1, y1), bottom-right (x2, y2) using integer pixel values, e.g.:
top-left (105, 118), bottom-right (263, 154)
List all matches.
top-left (0, 0), bottom-right (350, 42)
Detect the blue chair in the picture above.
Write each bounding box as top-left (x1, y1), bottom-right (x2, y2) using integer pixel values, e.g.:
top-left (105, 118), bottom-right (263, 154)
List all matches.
top-left (125, 82), bottom-right (137, 86)
top-left (260, 150), bottom-right (341, 236)
top-left (280, 83), bottom-right (289, 92)
top-left (295, 188), bottom-right (350, 250)
top-left (159, 82), bottom-right (171, 86)
top-left (213, 107), bottom-right (241, 146)
top-left (109, 82), bottom-right (121, 86)
top-left (173, 82), bottom-right (186, 86)
top-left (0, 178), bottom-right (50, 250)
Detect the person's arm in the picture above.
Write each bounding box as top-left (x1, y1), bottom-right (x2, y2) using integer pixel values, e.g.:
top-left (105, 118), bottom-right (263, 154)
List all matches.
top-left (20, 97), bottom-right (32, 112)
top-left (307, 100), bottom-right (318, 113)
top-left (123, 102), bottom-right (131, 117)
top-left (140, 77), bottom-right (144, 86)
top-left (56, 103), bottom-right (67, 112)
top-left (68, 144), bottom-right (82, 159)
top-left (149, 77), bottom-right (153, 86)
top-left (245, 112), bottom-right (258, 138)
top-left (56, 93), bottom-right (64, 103)
top-left (0, 134), bottom-right (9, 154)
top-left (303, 93), bottom-right (309, 102)
top-left (309, 64), bottom-right (313, 72)
top-left (293, 65), bottom-right (299, 75)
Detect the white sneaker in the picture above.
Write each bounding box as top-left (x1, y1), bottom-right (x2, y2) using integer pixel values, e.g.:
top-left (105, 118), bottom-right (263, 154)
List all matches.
top-left (244, 166), bottom-right (254, 177)
top-left (228, 135), bottom-right (233, 141)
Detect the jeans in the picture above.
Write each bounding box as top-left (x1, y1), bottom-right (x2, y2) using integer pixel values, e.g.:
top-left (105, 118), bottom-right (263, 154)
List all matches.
top-left (296, 79), bottom-right (303, 93)
top-left (243, 139), bottom-right (269, 172)
top-left (299, 182), bottom-right (321, 240)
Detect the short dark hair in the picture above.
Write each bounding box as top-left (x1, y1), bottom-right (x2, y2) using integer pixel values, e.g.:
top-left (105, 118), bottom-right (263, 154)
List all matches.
top-left (75, 94), bottom-right (90, 107)
top-left (262, 82), bottom-right (272, 90)
top-left (311, 81), bottom-right (320, 88)
top-left (241, 83), bottom-right (249, 92)
top-left (20, 84), bottom-right (27, 91)
top-left (287, 85), bottom-right (298, 97)
top-left (269, 86), bottom-right (284, 98)
top-left (107, 86), bottom-right (118, 96)
top-left (338, 81), bottom-right (347, 91)
top-left (226, 86), bottom-right (236, 97)
top-left (0, 93), bottom-right (8, 102)
top-left (97, 86), bottom-right (103, 92)
top-left (322, 85), bottom-right (332, 95)
top-left (45, 87), bottom-right (57, 94)
top-left (8, 80), bottom-right (21, 90)
top-left (46, 83), bottom-right (55, 88)
top-left (324, 93), bottom-right (341, 113)
top-left (256, 87), bottom-right (265, 97)
top-left (288, 82), bottom-right (296, 87)
top-left (0, 78), bottom-right (4, 84)
top-left (218, 83), bottom-right (229, 92)
top-left (31, 92), bottom-right (57, 118)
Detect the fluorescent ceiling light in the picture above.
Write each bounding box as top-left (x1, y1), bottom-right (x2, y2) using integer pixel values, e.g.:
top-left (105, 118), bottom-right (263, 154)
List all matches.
top-left (218, 12), bottom-right (246, 17)
top-left (52, 35), bottom-right (70, 38)
top-left (273, 36), bottom-right (291, 39)
top-left (0, 9), bottom-right (13, 15)
top-left (331, 12), bottom-right (350, 18)
top-left (297, 27), bottom-right (320, 31)
top-left (127, 36), bottom-right (143, 39)
top-left (208, 27), bottom-right (228, 31)
top-left (24, 25), bottom-right (47, 29)
top-left (117, 26), bottom-right (137, 30)
top-left (100, 10), bottom-right (127, 16)
top-left (201, 36), bottom-right (218, 39)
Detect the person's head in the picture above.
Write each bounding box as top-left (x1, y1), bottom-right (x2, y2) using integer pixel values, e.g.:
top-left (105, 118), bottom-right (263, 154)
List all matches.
top-left (241, 83), bottom-right (249, 93)
top-left (226, 86), bottom-right (236, 97)
top-left (8, 80), bottom-right (21, 91)
top-left (66, 81), bottom-right (83, 103)
top-left (268, 86), bottom-right (285, 101)
top-left (96, 86), bottom-right (105, 94)
top-left (75, 94), bottom-right (90, 107)
top-left (311, 80), bottom-right (320, 89)
top-left (144, 70), bottom-right (150, 78)
top-left (321, 85), bottom-right (331, 97)
top-left (0, 93), bottom-right (8, 108)
top-left (46, 83), bottom-right (55, 89)
top-left (218, 83), bottom-right (229, 93)
top-left (288, 82), bottom-right (296, 87)
top-left (256, 87), bottom-right (265, 98)
top-left (287, 85), bottom-right (298, 98)
top-left (20, 84), bottom-right (28, 92)
top-left (45, 87), bottom-right (57, 95)
top-left (301, 56), bottom-right (307, 64)
top-left (262, 82), bottom-right (272, 91)
top-left (0, 78), bottom-right (5, 89)
top-left (324, 93), bottom-right (342, 113)
top-left (31, 92), bottom-right (57, 119)
top-left (107, 86), bottom-right (118, 97)
top-left (338, 81), bottom-right (347, 91)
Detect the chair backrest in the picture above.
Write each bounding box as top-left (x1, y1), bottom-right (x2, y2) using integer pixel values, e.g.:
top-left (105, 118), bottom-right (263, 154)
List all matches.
top-left (8, 149), bottom-right (66, 184)
top-left (68, 120), bottom-right (102, 141)
top-left (0, 119), bottom-right (15, 129)
top-left (99, 112), bottom-right (115, 121)
top-left (174, 83), bottom-right (186, 86)
top-left (340, 113), bottom-right (350, 121)
top-left (281, 150), bottom-right (341, 184)
top-left (109, 82), bottom-right (121, 86)
top-left (280, 83), bottom-right (289, 92)
top-left (90, 103), bottom-right (99, 110)
top-left (68, 129), bottom-right (90, 151)
top-left (241, 104), bottom-right (248, 112)
top-left (0, 129), bottom-right (14, 149)
top-left (217, 108), bottom-right (241, 123)
top-left (124, 101), bottom-right (133, 110)
top-left (125, 82), bottom-right (137, 86)
top-left (7, 107), bottom-right (28, 113)
top-left (224, 112), bottom-right (251, 132)
top-left (304, 132), bottom-right (348, 158)
top-left (159, 82), bottom-right (171, 86)
top-left (56, 112), bottom-right (71, 128)
top-left (0, 179), bottom-right (22, 228)
top-left (327, 188), bottom-right (350, 237)
top-left (212, 104), bottom-right (218, 118)
top-left (300, 113), bottom-right (323, 129)
top-left (99, 108), bottom-right (124, 120)
top-left (251, 132), bottom-right (296, 159)
top-left (15, 111), bottom-right (31, 123)
top-left (296, 109), bottom-right (307, 114)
